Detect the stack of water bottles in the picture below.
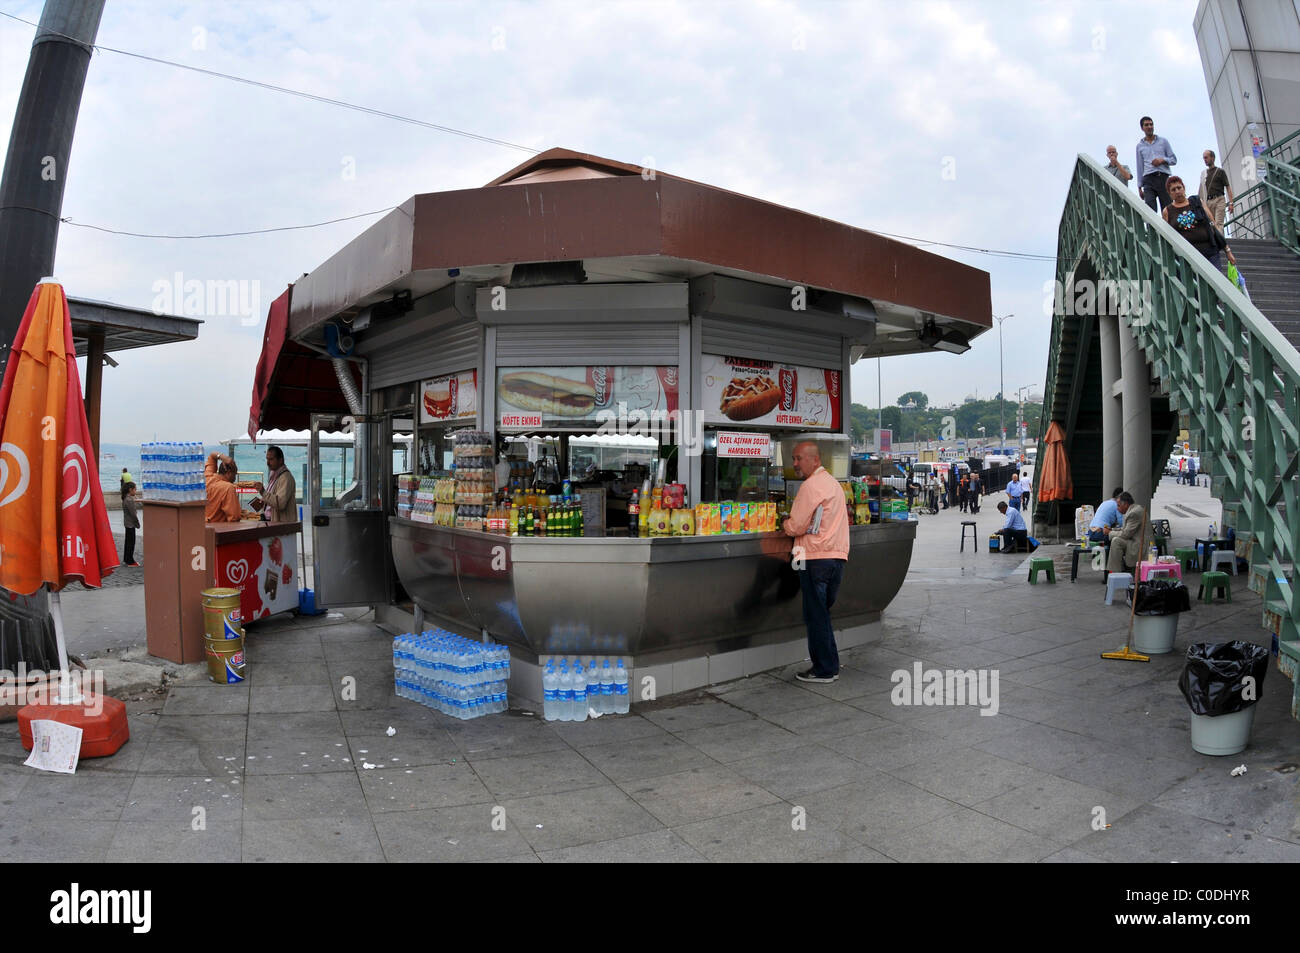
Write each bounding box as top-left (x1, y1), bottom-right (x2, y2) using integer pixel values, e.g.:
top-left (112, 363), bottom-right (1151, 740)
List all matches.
top-left (542, 656), bottom-right (630, 722)
top-left (392, 629), bottom-right (510, 719)
top-left (140, 442), bottom-right (207, 502)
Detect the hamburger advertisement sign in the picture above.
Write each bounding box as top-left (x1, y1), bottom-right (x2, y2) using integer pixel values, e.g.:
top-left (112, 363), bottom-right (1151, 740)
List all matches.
top-left (420, 370), bottom-right (478, 424)
top-left (701, 355), bottom-right (841, 430)
top-left (496, 365), bottom-right (678, 429)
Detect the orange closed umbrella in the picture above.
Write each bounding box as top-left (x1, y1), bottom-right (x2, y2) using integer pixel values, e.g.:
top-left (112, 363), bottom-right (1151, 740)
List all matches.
top-left (1037, 420), bottom-right (1074, 502)
top-left (0, 279), bottom-right (118, 693)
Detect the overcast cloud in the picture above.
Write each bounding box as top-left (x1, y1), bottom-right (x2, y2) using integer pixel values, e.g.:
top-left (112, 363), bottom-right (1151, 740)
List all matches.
top-left (0, 0), bottom-right (1215, 443)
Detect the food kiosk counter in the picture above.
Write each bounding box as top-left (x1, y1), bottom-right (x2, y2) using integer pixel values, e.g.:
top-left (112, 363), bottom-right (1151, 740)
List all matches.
top-left (390, 517), bottom-right (915, 662)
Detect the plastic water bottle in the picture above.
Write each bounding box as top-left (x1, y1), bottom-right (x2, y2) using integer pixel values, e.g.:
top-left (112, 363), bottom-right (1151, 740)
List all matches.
top-left (1209, 522), bottom-right (1216, 539)
top-left (613, 658), bottom-right (630, 714)
top-left (586, 657), bottom-right (602, 715)
top-left (599, 659), bottom-right (614, 715)
top-left (572, 660), bottom-right (588, 722)
top-left (557, 660), bottom-right (572, 722)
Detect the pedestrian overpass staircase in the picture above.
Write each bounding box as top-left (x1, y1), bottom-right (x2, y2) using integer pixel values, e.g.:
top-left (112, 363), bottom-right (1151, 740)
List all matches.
top-left (1039, 141), bottom-right (1300, 722)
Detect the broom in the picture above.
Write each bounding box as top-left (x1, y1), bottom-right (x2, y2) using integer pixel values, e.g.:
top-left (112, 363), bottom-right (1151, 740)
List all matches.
top-left (1101, 507), bottom-right (1151, 663)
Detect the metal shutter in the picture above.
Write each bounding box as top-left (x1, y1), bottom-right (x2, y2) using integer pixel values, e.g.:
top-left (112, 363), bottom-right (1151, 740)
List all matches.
top-left (362, 319), bottom-right (482, 388)
top-left (495, 323), bottom-right (680, 367)
top-left (700, 316), bottom-right (841, 368)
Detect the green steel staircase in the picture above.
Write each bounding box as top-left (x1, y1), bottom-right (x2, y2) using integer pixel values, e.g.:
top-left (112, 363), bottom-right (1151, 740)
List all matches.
top-left (1042, 152), bottom-right (1300, 723)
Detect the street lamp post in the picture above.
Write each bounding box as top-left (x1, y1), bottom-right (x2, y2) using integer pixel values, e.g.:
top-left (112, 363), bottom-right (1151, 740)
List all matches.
top-left (995, 314), bottom-right (1014, 445)
top-left (1016, 384), bottom-right (1032, 444)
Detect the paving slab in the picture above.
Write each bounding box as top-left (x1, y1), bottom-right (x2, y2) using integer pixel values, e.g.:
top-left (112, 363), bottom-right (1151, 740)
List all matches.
top-left (372, 805), bottom-right (533, 862)
top-left (537, 828), bottom-right (708, 862)
top-left (503, 784), bottom-right (664, 851)
top-left (619, 764), bottom-right (782, 826)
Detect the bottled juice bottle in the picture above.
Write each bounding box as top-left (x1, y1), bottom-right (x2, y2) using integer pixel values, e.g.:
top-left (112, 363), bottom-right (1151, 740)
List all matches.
top-left (508, 503), bottom-right (519, 536)
top-left (537, 505), bottom-right (546, 537)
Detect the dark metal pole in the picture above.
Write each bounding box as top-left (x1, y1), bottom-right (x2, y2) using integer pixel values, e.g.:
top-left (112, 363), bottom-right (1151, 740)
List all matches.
top-left (0, 0), bottom-right (106, 374)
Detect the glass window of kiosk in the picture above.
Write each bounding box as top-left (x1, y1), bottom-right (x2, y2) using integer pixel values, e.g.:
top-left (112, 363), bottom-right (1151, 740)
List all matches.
top-left (500, 431), bottom-right (677, 535)
top-left (701, 429), bottom-right (780, 504)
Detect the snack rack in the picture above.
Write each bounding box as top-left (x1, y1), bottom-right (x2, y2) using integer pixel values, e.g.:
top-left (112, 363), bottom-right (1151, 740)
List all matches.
top-left (452, 431), bottom-right (494, 530)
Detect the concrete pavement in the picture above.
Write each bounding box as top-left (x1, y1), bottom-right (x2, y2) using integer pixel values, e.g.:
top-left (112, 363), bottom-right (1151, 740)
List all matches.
top-left (1, 475), bottom-right (1295, 862)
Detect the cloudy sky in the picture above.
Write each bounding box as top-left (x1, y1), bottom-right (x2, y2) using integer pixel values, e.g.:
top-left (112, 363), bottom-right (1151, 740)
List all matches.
top-left (0, 0), bottom-right (1216, 444)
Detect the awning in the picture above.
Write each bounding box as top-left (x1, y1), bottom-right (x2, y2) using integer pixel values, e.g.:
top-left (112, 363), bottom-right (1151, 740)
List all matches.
top-left (247, 287), bottom-right (360, 439)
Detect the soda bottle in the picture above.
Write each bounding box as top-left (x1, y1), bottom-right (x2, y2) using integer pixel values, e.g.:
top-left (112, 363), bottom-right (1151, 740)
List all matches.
top-left (537, 505), bottom-right (546, 537)
top-left (628, 490), bottom-right (640, 535)
top-left (524, 506), bottom-right (534, 535)
top-left (509, 503), bottom-right (519, 536)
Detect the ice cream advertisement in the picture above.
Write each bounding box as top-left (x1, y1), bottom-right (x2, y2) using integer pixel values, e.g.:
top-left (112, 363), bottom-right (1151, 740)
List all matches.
top-left (496, 365), bottom-right (678, 429)
top-left (700, 354), bottom-right (841, 430)
top-left (215, 533), bottom-right (298, 622)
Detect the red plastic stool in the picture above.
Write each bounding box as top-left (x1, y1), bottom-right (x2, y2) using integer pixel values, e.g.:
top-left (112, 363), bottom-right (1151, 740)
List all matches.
top-left (17, 692), bottom-right (130, 759)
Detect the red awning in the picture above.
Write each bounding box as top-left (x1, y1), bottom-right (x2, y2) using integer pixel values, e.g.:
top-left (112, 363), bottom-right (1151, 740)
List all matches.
top-left (247, 287), bottom-right (359, 438)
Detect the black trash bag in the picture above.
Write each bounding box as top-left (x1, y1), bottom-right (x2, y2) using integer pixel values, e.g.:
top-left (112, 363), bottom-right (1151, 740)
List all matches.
top-left (1129, 579), bottom-right (1192, 615)
top-left (1178, 641), bottom-right (1269, 716)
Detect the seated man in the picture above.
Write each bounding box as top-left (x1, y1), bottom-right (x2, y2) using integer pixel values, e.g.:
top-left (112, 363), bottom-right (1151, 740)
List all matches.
top-left (995, 501), bottom-right (1028, 552)
top-left (1106, 492), bottom-right (1146, 573)
top-left (1088, 486), bottom-right (1124, 542)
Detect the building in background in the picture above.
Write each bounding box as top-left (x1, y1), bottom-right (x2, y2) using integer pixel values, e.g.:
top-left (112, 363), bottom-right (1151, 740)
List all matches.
top-left (1195, 0), bottom-right (1300, 230)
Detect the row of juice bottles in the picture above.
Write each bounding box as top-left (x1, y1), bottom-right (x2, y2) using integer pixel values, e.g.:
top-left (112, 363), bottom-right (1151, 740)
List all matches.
top-left (482, 485), bottom-right (585, 536)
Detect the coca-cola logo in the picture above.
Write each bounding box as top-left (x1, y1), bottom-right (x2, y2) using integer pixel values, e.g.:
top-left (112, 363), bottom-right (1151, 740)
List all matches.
top-left (591, 366), bottom-right (611, 407)
top-left (663, 367), bottom-right (677, 388)
top-left (779, 368), bottom-right (797, 411)
top-left (448, 377), bottom-right (458, 412)
top-left (827, 371), bottom-right (839, 399)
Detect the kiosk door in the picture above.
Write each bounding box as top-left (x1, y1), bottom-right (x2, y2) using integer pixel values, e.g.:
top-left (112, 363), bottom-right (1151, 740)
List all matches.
top-left (309, 412), bottom-right (389, 608)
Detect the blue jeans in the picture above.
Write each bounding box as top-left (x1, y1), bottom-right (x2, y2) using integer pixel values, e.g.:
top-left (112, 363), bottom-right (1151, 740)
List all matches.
top-left (1008, 495), bottom-right (1022, 510)
top-left (1088, 528), bottom-right (1107, 543)
top-left (799, 559), bottom-right (845, 676)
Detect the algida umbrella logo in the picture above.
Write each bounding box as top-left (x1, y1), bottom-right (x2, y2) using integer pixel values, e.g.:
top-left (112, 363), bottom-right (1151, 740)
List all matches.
top-left (0, 441), bottom-right (30, 507)
top-left (61, 443), bottom-right (90, 510)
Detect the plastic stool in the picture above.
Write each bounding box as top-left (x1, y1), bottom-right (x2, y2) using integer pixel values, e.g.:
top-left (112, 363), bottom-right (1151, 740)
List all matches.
top-left (1208, 549), bottom-right (1237, 575)
top-left (1028, 556), bottom-right (1055, 584)
top-left (1198, 571), bottom-right (1232, 603)
top-left (960, 521), bottom-right (978, 552)
top-left (1173, 547), bottom-right (1198, 574)
top-left (1104, 572), bottom-right (1133, 606)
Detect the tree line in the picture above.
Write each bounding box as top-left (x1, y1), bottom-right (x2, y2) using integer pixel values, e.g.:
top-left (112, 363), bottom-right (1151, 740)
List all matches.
top-left (850, 394), bottom-right (1043, 446)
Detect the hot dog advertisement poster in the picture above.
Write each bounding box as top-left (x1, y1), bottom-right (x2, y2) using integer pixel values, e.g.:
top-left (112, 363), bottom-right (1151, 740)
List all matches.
top-left (419, 370), bottom-right (479, 425)
top-left (700, 355), bottom-right (841, 430)
top-left (496, 366), bottom-right (678, 429)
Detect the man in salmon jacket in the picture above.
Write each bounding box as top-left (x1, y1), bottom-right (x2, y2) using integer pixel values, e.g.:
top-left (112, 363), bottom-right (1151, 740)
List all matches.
top-left (783, 441), bottom-right (850, 683)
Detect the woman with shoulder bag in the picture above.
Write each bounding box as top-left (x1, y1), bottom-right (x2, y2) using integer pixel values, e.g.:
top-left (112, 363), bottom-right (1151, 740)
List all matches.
top-left (121, 481), bottom-right (141, 566)
top-left (1162, 176), bottom-right (1236, 272)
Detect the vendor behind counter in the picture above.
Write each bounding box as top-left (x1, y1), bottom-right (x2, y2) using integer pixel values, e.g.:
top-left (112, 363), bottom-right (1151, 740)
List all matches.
top-left (205, 452), bottom-right (241, 522)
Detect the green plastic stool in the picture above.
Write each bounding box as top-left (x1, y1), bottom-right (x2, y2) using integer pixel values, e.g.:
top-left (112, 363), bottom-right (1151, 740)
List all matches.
top-left (1198, 571), bottom-right (1232, 604)
top-left (1174, 547), bottom-right (1198, 574)
top-left (1028, 556), bottom-right (1056, 584)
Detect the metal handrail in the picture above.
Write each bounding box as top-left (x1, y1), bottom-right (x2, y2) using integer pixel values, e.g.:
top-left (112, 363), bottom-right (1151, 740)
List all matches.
top-left (1224, 150), bottom-right (1300, 253)
top-left (1261, 128), bottom-right (1300, 166)
top-left (1045, 154), bottom-right (1300, 700)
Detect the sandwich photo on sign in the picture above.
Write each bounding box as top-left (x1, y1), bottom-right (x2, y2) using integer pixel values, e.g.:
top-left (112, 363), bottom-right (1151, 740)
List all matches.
top-left (498, 371), bottom-right (596, 417)
top-left (495, 366), bottom-right (678, 427)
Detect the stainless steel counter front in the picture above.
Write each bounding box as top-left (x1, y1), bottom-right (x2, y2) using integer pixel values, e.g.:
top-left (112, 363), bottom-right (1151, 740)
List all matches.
top-left (390, 518), bottom-right (916, 661)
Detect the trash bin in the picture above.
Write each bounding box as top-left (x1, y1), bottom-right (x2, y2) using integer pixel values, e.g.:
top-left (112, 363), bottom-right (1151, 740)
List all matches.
top-left (1127, 579), bottom-right (1191, 654)
top-left (1178, 641), bottom-right (1270, 755)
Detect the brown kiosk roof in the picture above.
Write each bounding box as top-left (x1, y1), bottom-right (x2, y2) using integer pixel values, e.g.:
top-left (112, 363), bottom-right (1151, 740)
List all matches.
top-left (287, 148), bottom-right (992, 341)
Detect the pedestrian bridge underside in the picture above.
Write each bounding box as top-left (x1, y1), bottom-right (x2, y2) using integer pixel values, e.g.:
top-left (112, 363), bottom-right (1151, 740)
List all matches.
top-left (1036, 153), bottom-right (1300, 722)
